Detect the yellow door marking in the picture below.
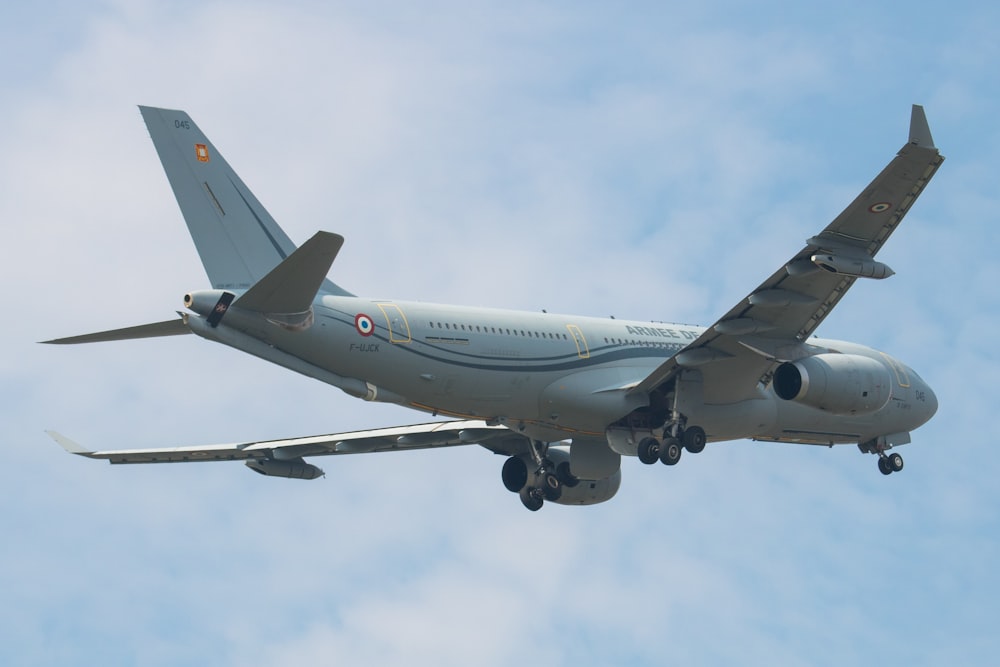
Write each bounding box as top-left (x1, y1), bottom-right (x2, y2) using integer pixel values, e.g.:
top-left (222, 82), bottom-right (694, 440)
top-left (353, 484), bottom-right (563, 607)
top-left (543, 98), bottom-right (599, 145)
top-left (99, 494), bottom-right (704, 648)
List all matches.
top-left (566, 324), bottom-right (590, 359)
top-left (376, 303), bottom-right (412, 343)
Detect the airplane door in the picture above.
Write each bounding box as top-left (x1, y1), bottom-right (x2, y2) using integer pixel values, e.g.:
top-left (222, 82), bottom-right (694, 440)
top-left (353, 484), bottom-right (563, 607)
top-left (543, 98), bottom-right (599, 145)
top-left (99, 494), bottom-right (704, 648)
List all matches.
top-left (566, 324), bottom-right (590, 359)
top-left (376, 303), bottom-right (412, 343)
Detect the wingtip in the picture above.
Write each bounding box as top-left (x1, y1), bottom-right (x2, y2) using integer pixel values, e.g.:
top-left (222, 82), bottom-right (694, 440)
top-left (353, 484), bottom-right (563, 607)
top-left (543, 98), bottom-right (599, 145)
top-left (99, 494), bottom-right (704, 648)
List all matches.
top-left (46, 430), bottom-right (93, 456)
top-left (909, 104), bottom-right (936, 149)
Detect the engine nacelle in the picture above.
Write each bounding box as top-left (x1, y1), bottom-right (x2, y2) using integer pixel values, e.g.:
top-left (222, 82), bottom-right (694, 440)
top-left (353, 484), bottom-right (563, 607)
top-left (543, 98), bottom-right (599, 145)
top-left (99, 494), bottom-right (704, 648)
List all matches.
top-left (772, 353), bottom-right (892, 416)
top-left (501, 449), bottom-right (621, 506)
top-left (246, 458), bottom-right (324, 480)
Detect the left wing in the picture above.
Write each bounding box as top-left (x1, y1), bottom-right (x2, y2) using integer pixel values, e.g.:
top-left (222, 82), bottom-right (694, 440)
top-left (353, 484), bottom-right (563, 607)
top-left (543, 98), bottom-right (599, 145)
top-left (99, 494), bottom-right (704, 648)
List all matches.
top-left (49, 420), bottom-right (529, 475)
top-left (631, 105), bottom-right (944, 402)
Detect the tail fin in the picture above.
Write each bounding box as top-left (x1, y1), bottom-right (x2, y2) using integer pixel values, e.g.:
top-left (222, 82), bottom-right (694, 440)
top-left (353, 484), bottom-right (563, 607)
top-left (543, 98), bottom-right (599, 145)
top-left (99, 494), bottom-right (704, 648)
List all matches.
top-left (139, 106), bottom-right (352, 296)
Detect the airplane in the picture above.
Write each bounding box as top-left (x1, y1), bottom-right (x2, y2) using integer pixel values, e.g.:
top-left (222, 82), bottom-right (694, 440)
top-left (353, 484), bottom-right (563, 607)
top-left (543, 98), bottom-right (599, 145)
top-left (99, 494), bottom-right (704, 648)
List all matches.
top-left (45, 105), bottom-right (943, 511)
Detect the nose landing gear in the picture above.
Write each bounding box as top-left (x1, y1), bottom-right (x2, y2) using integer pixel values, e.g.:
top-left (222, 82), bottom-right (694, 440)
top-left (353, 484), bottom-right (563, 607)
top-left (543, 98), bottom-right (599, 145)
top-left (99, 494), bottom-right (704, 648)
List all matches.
top-left (861, 436), bottom-right (906, 476)
top-left (877, 452), bottom-right (904, 475)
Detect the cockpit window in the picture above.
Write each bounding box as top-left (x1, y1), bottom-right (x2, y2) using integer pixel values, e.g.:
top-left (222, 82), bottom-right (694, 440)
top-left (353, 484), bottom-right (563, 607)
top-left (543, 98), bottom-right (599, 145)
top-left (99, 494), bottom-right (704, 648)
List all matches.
top-left (880, 353), bottom-right (911, 388)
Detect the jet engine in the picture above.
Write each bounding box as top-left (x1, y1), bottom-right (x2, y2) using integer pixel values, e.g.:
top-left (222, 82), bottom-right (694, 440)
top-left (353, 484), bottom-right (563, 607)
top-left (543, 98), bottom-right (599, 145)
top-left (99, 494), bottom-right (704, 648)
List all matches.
top-left (772, 353), bottom-right (892, 416)
top-left (245, 458), bottom-right (324, 479)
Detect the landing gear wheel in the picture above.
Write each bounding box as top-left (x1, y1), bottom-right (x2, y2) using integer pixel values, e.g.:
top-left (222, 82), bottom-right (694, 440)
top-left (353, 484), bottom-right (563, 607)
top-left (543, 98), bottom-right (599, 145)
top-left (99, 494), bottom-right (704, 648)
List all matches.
top-left (660, 437), bottom-right (682, 466)
top-left (541, 472), bottom-right (563, 501)
top-left (555, 461), bottom-right (579, 488)
top-left (682, 426), bottom-right (707, 454)
top-left (878, 457), bottom-right (892, 475)
top-left (519, 486), bottom-right (544, 511)
top-left (888, 452), bottom-right (904, 472)
top-left (637, 437), bottom-right (661, 465)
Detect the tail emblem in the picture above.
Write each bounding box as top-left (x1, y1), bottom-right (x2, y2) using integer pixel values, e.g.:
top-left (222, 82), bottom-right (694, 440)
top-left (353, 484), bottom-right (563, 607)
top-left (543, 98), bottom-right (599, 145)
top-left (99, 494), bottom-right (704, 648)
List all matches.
top-left (195, 143), bottom-right (210, 162)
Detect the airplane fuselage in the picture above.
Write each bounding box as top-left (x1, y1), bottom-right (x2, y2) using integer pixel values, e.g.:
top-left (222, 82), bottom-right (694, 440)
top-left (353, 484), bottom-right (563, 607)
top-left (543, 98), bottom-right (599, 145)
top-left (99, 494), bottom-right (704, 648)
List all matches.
top-left (186, 292), bottom-right (937, 455)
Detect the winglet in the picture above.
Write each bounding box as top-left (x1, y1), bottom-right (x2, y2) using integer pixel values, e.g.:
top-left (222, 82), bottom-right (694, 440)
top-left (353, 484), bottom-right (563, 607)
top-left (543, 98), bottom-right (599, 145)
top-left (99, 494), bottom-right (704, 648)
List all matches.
top-left (909, 105), bottom-right (936, 149)
top-left (46, 431), bottom-right (94, 456)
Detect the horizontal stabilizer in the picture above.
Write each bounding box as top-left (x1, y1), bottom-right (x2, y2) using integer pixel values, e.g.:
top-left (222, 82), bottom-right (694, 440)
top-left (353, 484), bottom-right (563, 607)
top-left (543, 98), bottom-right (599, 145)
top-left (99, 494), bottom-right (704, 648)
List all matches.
top-left (234, 231), bottom-right (344, 314)
top-left (41, 318), bottom-right (189, 345)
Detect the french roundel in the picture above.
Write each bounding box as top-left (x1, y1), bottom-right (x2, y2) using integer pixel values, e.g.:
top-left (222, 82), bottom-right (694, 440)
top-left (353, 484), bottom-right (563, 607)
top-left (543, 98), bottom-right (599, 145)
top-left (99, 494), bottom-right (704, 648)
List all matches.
top-left (355, 313), bottom-right (375, 337)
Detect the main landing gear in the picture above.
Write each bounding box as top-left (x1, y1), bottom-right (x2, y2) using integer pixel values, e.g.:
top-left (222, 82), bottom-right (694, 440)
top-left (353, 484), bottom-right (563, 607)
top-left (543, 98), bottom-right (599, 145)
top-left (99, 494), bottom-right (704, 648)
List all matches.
top-left (502, 441), bottom-right (579, 512)
top-left (636, 425), bottom-right (707, 467)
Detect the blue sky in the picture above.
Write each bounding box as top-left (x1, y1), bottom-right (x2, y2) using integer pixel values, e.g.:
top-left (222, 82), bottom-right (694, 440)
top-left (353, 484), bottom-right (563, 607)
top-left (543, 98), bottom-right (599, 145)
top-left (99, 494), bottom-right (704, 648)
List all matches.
top-left (2, 1), bottom-right (998, 665)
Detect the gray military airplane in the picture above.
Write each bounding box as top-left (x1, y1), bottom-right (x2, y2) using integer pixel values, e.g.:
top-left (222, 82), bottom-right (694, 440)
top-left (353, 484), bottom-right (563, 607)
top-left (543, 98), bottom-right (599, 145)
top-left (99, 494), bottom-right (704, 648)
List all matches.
top-left (46, 105), bottom-right (943, 510)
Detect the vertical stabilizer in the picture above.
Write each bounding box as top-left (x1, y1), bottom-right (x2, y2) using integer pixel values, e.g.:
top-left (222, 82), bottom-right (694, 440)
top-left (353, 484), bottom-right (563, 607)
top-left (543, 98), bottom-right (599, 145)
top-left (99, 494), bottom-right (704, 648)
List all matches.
top-left (139, 106), bottom-right (351, 295)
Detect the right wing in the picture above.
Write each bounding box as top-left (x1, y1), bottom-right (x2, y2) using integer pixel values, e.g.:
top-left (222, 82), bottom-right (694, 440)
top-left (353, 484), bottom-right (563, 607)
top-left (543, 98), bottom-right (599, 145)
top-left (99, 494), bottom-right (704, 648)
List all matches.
top-left (48, 420), bottom-right (530, 471)
top-left (631, 105), bottom-right (944, 404)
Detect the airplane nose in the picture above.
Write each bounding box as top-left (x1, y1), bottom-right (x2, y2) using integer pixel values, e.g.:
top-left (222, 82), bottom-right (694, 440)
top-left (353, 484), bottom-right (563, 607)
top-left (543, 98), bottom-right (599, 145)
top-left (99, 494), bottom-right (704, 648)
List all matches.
top-left (917, 376), bottom-right (938, 424)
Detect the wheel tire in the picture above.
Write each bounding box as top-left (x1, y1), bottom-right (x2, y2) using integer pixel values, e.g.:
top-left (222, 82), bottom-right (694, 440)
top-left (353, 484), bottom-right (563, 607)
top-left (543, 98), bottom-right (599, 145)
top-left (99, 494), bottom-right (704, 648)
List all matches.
top-left (660, 437), bottom-right (682, 466)
top-left (888, 452), bottom-right (904, 472)
top-left (520, 487), bottom-right (544, 511)
top-left (542, 472), bottom-right (563, 501)
top-left (878, 457), bottom-right (892, 475)
top-left (637, 437), bottom-right (660, 465)
top-left (682, 426), bottom-right (707, 454)
top-left (501, 456), bottom-right (528, 492)
top-left (556, 461), bottom-right (579, 488)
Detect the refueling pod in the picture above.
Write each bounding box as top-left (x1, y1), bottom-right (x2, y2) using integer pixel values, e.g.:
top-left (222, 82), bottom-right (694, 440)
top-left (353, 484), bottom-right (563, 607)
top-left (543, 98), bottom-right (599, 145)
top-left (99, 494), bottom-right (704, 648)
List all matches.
top-left (810, 253), bottom-right (894, 279)
top-left (246, 458), bottom-right (324, 479)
